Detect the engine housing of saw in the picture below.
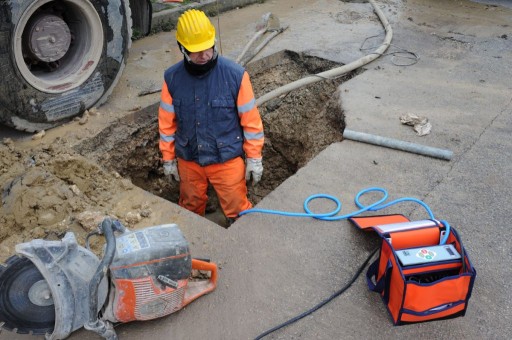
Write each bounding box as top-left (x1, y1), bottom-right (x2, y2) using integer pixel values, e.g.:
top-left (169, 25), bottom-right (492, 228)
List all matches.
top-left (104, 223), bottom-right (193, 322)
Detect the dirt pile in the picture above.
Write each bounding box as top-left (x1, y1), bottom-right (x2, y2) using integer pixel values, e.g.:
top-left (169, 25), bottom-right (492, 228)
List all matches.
top-left (0, 138), bottom-right (152, 261)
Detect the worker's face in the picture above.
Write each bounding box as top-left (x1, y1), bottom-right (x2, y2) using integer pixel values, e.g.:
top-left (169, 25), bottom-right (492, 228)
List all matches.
top-left (189, 48), bottom-right (214, 65)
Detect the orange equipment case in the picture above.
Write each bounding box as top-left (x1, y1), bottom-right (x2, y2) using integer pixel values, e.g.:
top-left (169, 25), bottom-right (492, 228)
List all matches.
top-left (349, 214), bottom-right (476, 325)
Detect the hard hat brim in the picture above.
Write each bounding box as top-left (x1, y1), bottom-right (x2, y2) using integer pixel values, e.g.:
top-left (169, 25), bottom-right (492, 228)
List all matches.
top-left (182, 38), bottom-right (215, 53)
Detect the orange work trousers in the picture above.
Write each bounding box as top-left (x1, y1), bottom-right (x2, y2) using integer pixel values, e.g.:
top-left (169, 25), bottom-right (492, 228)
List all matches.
top-left (177, 157), bottom-right (252, 218)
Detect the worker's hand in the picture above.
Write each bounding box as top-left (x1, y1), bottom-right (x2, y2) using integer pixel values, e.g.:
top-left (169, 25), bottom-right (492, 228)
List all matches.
top-left (245, 157), bottom-right (263, 185)
top-left (163, 159), bottom-right (180, 182)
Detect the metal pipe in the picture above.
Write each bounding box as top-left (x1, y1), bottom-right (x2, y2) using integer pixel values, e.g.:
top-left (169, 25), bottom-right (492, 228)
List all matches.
top-left (343, 129), bottom-right (453, 161)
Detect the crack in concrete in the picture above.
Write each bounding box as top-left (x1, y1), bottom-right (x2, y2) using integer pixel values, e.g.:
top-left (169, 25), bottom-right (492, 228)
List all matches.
top-left (418, 94), bottom-right (512, 217)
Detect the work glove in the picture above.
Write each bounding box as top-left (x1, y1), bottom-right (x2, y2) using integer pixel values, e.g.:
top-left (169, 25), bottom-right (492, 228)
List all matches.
top-left (245, 157), bottom-right (263, 185)
top-left (163, 159), bottom-right (180, 182)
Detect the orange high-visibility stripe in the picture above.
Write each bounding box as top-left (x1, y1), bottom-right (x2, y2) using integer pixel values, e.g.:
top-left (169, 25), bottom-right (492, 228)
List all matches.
top-left (238, 72), bottom-right (264, 159)
top-left (159, 81), bottom-right (177, 161)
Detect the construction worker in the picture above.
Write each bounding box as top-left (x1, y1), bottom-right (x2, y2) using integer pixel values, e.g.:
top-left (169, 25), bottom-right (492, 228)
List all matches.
top-left (158, 9), bottom-right (264, 226)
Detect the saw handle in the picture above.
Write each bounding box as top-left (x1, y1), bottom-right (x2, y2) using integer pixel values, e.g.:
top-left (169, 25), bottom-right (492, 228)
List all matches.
top-left (182, 259), bottom-right (218, 306)
top-left (192, 258), bottom-right (217, 284)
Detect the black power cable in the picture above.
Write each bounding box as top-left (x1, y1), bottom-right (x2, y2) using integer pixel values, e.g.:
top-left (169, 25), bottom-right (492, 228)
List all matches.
top-left (360, 34), bottom-right (420, 66)
top-left (254, 247), bottom-right (379, 340)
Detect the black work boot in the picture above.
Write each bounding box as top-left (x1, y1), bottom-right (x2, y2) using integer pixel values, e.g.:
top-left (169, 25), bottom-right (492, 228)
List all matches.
top-left (225, 217), bottom-right (237, 228)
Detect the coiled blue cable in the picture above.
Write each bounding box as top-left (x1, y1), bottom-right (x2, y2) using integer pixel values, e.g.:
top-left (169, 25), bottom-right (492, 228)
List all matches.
top-left (239, 187), bottom-right (450, 244)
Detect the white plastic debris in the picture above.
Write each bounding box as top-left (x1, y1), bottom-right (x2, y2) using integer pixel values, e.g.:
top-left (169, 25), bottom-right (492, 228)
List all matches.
top-left (400, 113), bottom-right (431, 136)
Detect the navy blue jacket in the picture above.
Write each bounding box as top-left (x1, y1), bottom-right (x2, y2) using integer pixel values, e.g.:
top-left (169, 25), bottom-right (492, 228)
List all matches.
top-left (163, 57), bottom-right (245, 166)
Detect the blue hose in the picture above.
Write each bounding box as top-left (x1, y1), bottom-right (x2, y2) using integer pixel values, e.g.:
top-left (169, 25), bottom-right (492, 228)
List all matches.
top-left (239, 187), bottom-right (450, 244)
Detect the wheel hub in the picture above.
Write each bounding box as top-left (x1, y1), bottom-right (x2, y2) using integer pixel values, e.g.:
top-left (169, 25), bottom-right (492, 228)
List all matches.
top-left (14, 0), bottom-right (104, 93)
top-left (26, 14), bottom-right (71, 63)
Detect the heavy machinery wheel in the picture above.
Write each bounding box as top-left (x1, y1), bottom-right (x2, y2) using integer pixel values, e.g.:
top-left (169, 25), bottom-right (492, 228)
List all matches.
top-left (0, 255), bottom-right (55, 335)
top-left (129, 0), bottom-right (152, 37)
top-left (0, 0), bottom-right (132, 132)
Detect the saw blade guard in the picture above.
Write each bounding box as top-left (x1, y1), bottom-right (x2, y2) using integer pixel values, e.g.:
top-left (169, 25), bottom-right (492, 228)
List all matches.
top-left (13, 232), bottom-right (108, 340)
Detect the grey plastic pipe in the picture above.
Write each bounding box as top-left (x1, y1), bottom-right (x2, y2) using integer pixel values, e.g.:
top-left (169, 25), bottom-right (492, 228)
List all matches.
top-left (236, 28), bottom-right (266, 64)
top-left (256, 0), bottom-right (392, 106)
top-left (343, 129), bottom-right (453, 160)
top-left (240, 26), bottom-right (288, 67)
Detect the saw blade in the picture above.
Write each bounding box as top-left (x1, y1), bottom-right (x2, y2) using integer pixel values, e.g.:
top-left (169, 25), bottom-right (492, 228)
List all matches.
top-left (0, 255), bottom-right (55, 335)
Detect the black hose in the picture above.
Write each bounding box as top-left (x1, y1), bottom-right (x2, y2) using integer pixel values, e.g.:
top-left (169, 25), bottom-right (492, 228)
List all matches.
top-left (254, 247), bottom-right (379, 339)
top-left (88, 218), bottom-right (117, 325)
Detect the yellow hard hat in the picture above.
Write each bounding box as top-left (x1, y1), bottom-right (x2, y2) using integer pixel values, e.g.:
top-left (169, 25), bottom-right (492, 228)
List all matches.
top-left (176, 9), bottom-right (216, 53)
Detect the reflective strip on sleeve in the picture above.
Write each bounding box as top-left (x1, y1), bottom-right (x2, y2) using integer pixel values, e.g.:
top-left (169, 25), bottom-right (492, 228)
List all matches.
top-left (238, 98), bottom-right (256, 114)
top-left (160, 101), bottom-right (174, 113)
top-left (238, 71), bottom-right (264, 159)
top-left (244, 131), bottom-right (264, 140)
top-left (160, 133), bottom-right (175, 143)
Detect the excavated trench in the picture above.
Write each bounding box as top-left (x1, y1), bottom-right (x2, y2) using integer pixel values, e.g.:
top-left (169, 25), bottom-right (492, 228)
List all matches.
top-left (75, 50), bottom-right (360, 224)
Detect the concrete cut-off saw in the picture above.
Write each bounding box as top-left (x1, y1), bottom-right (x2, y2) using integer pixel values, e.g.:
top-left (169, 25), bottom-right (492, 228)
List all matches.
top-left (0, 218), bottom-right (218, 339)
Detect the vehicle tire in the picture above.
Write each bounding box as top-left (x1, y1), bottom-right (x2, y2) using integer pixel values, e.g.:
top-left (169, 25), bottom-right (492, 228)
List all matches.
top-left (0, 0), bottom-right (133, 132)
top-left (129, 0), bottom-right (152, 37)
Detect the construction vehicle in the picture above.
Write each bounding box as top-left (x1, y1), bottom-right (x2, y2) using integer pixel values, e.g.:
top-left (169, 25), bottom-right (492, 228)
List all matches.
top-left (0, 0), bottom-right (153, 132)
top-left (0, 218), bottom-right (218, 339)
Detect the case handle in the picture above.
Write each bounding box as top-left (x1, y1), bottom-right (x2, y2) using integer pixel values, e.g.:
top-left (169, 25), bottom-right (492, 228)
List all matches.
top-left (367, 259), bottom-right (393, 304)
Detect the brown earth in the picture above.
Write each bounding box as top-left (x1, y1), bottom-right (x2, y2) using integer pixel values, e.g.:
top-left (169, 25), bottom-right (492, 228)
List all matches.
top-left (0, 136), bottom-right (157, 260)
